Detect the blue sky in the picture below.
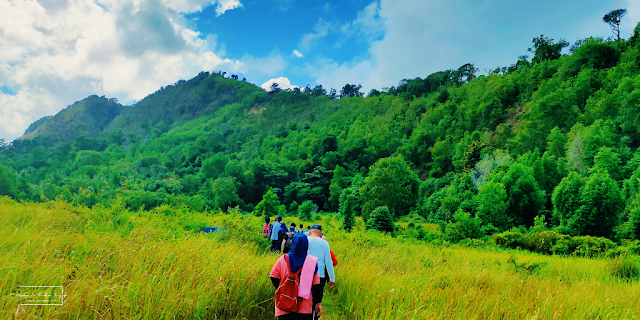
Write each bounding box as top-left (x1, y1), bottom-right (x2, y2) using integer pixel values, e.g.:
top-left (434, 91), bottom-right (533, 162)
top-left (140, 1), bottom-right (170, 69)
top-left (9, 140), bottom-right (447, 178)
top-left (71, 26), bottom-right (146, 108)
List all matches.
top-left (185, 0), bottom-right (635, 91)
top-left (0, 0), bottom-right (638, 141)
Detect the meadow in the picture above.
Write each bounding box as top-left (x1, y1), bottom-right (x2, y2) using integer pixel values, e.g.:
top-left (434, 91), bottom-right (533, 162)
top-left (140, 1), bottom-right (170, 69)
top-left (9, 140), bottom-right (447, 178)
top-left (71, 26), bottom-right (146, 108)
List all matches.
top-left (1, 197), bottom-right (639, 320)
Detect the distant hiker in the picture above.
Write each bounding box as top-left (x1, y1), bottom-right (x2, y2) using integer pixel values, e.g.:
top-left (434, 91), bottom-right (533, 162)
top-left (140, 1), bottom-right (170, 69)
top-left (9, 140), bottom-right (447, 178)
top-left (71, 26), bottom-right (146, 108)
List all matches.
top-left (269, 216), bottom-right (283, 252)
top-left (270, 234), bottom-right (323, 320)
top-left (306, 224), bottom-right (335, 317)
top-left (263, 217), bottom-right (271, 238)
top-left (278, 221), bottom-right (287, 252)
top-left (282, 223), bottom-right (297, 254)
top-left (298, 224), bottom-right (305, 234)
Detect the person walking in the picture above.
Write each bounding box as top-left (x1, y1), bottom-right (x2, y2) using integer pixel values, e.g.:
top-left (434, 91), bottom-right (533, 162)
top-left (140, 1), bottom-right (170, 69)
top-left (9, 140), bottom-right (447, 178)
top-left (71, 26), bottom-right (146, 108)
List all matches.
top-left (306, 224), bottom-right (335, 319)
top-left (262, 217), bottom-right (271, 239)
top-left (270, 234), bottom-right (323, 320)
top-left (269, 216), bottom-right (283, 252)
top-left (281, 223), bottom-right (298, 254)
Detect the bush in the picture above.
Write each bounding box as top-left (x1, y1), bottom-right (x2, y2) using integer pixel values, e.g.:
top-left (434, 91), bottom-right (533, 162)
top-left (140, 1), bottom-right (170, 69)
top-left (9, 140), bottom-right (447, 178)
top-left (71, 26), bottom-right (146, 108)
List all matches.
top-left (445, 210), bottom-right (484, 243)
top-left (366, 206), bottom-right (395, 233)
top-left (609, 257), bottom-right (640, 281)
top-left (298, 200), bottom-right (315, 221)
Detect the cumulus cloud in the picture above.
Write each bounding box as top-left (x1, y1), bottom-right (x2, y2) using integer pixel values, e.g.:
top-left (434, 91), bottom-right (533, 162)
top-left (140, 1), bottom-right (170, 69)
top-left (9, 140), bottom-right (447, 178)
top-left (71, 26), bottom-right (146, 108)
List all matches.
top-left (0, 0), bottom-right (245, 141)
top-left (340, 2), bottom-right (385, 43)
top-left (307, 0), bottom-right (628, 94)
top-left (215, 0), bottom-right (242, 16)
top-left (261, 77), bottom-right (298, 91)
top-left (292, 50), bottom-right (304, 58)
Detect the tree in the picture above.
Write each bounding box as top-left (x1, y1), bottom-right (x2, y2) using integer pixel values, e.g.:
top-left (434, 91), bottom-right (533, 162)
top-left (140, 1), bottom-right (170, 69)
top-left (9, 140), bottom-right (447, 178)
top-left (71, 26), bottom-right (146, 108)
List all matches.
top-left (211, 177), bottom-right (240, 211)
top-left (269, 82), bottom-right (281, 93)
top-left (366, 206), bottom-right (395, 233)
top-left (340, 84), bottom-right (363, 98)
top-left (552, 172), bottom-right (585, 233)
top-left (593, 147), bottom-right (622, 180)
top-left (444, 210), bottom-right (484, 242)
top-left (360, 155), bottom-right (420, 220)
top-left (476, 180), bottom-right (510, 231)
top-left (298, 200), bottom-right (315, 221)
top-left (201, 153), bottom-right (229, 180)
top-left (254, 189), bottom-right (281, 217)
top-left (574, 171), bottom-right (624, 237)
top-left (339, 188), bottom-right (357, 231)
top-left (528, 35), bottom-right (569, 63)
top-left (328, 165), bottom-right (347, 211)
top-left (498, 163), bottom-right (546, 227)
top-left (603, 9), bottom-right (628, 47)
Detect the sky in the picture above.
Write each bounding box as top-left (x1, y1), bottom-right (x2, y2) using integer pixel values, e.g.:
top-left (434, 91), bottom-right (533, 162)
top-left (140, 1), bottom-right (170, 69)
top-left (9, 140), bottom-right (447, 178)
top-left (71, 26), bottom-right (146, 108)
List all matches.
top-left (0, 0), bottom-right (639, 142)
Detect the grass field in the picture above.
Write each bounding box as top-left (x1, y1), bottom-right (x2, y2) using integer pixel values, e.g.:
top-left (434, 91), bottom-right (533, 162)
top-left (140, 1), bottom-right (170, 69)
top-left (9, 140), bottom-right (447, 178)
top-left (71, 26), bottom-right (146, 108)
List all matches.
top-left (1, 197), bottom-right (639, 319)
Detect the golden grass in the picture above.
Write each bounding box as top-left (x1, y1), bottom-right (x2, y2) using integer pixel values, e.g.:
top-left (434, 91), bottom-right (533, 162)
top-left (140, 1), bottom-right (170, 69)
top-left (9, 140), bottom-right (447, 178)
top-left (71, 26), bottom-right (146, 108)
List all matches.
top-left (1, 197), bottom-right (639, 319)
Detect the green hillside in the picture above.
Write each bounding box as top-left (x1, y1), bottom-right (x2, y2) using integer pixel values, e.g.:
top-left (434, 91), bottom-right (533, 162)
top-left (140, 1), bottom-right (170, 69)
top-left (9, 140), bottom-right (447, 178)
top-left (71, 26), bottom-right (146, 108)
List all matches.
top-left (3, 28), bottom-right (640, 248)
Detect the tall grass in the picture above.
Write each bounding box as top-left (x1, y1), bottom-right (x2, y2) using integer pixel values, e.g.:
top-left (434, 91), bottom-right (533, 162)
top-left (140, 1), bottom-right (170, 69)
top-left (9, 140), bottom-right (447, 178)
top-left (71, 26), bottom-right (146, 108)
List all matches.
top-left (1, 197), bottom-right (640, 319)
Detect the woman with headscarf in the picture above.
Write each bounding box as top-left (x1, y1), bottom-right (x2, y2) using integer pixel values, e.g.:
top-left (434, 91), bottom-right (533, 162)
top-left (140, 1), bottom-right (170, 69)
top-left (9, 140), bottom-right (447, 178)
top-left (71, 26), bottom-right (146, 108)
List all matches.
top-left (270, 234), bottom-right (323, 319)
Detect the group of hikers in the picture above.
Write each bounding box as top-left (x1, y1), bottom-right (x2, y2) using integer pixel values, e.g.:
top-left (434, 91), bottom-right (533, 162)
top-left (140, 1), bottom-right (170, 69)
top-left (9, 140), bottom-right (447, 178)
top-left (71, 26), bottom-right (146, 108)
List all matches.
top-left (262, 216), bottom-right (337, 320)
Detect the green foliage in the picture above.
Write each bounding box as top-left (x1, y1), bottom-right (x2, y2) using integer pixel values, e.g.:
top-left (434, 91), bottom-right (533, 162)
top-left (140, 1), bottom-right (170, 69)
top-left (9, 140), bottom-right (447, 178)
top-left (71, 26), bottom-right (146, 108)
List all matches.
top-left (328, 165), bottom-right (348, 211)
top-left (253, 189), bottom-right (280, 217)
top-left (366, 206), bottom-right (395, 233)
top-left (201, 153), bottom-right (230, 180)
top-left (476, 180), bottom-right (510, 232)
top-left (573, 170), bottom-right (624, 238)
top-left (339, 187), bottom-right (357, 231)
top-left (210, 177), bottom-right (240, 211)
top-left (297, 200), bottom-right (315, 221)
top-left (609, 256), bottom-right (639, 281)
top-left (360, 155), bottom-right (420, 220)
top-left (445, 210), bottom-right (484, 243)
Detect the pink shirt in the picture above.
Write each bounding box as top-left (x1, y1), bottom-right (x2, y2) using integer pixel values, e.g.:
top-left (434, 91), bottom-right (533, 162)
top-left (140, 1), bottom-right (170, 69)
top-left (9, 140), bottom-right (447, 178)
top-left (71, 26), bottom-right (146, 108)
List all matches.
top-left (270, 255), bottom-right (320, 316)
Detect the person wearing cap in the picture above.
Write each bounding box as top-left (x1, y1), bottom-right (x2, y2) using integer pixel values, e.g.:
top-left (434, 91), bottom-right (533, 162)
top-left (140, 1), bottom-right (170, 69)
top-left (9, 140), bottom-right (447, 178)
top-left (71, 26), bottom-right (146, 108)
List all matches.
top-left (306, 224), bottom-right (335, 318)
top-left (269, 216), bottom-right (283, 252)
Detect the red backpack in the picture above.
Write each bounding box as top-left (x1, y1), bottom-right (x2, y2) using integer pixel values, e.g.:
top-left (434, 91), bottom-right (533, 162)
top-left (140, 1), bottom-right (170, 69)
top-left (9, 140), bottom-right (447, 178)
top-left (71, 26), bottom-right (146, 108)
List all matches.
top-left (262, 224), bottom-right (270, 238)
top-left (275, 255), bottom-right (303, 313)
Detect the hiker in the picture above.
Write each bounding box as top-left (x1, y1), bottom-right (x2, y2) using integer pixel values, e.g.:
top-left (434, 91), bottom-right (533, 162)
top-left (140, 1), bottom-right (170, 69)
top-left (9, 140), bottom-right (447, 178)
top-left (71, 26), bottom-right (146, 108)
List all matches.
top-left (281, 223), bottom-right (297, 254)
top-left (262, 217), bottom-right (271, 239)
top-left (270, 234), bottom-right (323, 320)
top-left (306, 224), bottom-right (335, 318)
top-left (278, 220), bottom-right (287, 251)
top-left (298, 224), bottom-right (305, 234)
top-left (269, 216), bottom-right (283, 252)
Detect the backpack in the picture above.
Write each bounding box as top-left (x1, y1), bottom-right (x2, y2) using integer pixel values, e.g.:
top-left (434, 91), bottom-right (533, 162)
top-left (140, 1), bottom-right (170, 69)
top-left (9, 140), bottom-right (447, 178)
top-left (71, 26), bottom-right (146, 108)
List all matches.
top-left (262, 224), bottom-right (270, 238)
top-left (278, 224), bottom-right (287, 239)
top-left (275, 255), bottom-right (303, 313)
top-left (283, 230), bottom-right (296, 251)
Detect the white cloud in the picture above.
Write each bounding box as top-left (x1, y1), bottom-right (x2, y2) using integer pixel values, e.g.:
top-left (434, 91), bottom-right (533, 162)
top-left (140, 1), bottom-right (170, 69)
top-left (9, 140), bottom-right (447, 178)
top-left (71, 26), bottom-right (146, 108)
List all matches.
top-left (239, 52), bottom-right (287, 77)
top-left (307, 0), bottom-right (629, 94)
top-left (261, 77), bottom-right (298, 91)
top-left (341, 2), bottom-right (385, 42)
top-left (0, 0), bottom-right (247, 141)
top-left (623, 0), bottom-right (640, 33)
top-left (292, 50), bottom-right (304, 58)
top-left (215, 0), bottom-right (242, 16)
top-left (300, 18), bottom-right (333, 50)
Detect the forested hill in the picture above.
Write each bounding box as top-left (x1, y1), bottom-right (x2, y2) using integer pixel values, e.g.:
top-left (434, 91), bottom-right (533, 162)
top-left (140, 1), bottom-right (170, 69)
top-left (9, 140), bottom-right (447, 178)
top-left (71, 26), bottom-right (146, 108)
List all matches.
top-left (3, 28), bottom-right (640, 243)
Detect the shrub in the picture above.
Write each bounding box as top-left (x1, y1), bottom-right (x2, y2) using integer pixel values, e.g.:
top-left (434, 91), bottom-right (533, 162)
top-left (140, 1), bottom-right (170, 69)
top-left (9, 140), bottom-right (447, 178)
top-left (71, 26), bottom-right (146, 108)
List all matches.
top-left (445, 210), bottom-right (484, 243)
top-left (298, 200), bottom-right (315, 221)
top-left (609, 257), bottom-right (640, 281)
top-left (366, 206), bottom-right (395, 233)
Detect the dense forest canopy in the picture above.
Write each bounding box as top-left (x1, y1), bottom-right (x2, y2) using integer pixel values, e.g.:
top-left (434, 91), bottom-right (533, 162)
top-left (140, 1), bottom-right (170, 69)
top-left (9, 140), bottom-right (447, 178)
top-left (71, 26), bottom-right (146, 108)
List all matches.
top-left (3, 17), bottom-right (640, 246)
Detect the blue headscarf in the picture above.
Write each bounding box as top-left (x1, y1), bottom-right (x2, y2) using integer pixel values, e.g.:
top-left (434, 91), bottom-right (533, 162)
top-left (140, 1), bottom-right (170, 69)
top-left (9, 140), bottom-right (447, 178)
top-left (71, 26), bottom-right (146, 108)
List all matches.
top-left (287, 233), bottom-right (308, 273)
